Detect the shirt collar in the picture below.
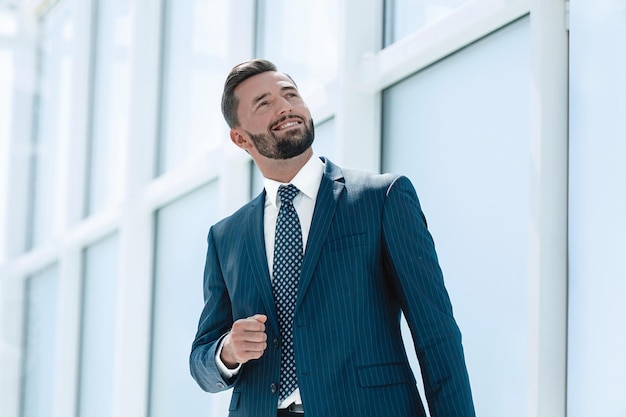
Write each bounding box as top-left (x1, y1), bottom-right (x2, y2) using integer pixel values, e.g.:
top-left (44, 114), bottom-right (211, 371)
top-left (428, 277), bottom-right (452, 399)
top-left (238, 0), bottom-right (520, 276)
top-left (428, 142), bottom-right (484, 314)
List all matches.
top-left (264, 153), bottom-right (325, 209)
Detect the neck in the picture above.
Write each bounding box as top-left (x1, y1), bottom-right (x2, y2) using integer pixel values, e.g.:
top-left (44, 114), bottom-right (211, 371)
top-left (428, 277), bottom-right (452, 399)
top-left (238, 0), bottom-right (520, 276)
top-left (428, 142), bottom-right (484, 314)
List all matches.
top-left (258, 148), bottom-right (313, 183)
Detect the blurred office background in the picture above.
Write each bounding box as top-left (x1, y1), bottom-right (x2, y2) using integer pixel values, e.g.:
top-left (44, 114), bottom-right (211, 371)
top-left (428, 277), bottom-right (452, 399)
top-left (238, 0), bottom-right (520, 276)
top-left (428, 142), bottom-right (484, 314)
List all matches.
top-left (0, 0), bottom-right (624, 416)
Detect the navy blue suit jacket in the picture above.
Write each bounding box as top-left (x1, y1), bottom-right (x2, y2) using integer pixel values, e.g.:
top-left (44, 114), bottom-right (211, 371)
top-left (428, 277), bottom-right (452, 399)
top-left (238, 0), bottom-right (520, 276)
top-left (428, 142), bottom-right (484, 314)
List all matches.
top-left (190, 158), bottom-right (475, 417)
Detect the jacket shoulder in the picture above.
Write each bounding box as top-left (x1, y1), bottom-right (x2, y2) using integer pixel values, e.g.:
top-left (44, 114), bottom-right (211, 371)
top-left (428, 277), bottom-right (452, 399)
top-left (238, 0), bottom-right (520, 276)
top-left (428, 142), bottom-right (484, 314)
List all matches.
top-left (210, 190), bottom-right (264, 237)
top-left (339, 166), bottom-right (406, 195)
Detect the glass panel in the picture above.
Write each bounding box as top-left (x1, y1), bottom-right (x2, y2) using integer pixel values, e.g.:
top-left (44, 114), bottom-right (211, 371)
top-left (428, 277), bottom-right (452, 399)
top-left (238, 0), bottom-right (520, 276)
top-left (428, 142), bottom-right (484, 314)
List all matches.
top-left (382, 18), bottom-right (530, 417)
top-left (257, 0), bottom-right (339, 97)
top-left (384, 0), bottom-right (473, 46)
top-left (568, 1), bottom-right (626, 415)
top-left (85, 0), bottom-right (133, 215)
top-left (0, 9), bottom-right (18, 36)
top-left (0, 42), bottom-right (14, 261)
top-left (77, 234), bottom-right (119, 417)
top-left (156, 0), bottom-right (231, 176)
top-left (311, 116), bottom-right (335, 161)
top-left (150, 181), bottom-right (228, 416)
top-left (21, 265), bottom-right (59, 417)
top-left (27, 2), bottom-right (76, 248)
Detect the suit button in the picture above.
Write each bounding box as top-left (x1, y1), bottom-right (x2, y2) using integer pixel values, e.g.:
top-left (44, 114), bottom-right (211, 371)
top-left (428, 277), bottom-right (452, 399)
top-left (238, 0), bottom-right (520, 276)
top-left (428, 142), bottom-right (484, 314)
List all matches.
top-left (274, 338), bottom-right (280, 348)
top-left (216, 382), bottom-right (225, 389)
top-left (270, 383), bottom-right (278, 394)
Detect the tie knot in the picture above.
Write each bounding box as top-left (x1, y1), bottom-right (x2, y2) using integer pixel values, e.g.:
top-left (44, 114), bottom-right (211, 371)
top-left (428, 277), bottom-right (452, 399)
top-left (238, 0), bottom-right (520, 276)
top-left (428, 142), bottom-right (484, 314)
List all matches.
top-left (278, 184), bottom-right (299, 204)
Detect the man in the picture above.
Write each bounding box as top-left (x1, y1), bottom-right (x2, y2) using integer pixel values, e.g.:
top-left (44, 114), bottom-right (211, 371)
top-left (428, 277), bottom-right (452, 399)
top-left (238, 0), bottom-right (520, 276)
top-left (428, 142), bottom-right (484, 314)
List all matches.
top-left (190, 59), bottom-right (475, 417)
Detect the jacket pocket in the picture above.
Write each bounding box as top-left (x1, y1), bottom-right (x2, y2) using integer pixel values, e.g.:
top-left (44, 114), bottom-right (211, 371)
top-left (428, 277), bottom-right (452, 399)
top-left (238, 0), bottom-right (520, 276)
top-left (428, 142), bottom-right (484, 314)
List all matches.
top-left (325, 233), bottom-right (367, 252)
top-left (356, 363), bottom-right (416, 387)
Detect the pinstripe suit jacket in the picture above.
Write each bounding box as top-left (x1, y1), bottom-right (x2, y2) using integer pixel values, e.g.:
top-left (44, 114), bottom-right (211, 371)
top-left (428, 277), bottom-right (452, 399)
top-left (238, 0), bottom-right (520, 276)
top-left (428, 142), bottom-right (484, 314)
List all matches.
top-left (190, 158), bottom-right (475, 417)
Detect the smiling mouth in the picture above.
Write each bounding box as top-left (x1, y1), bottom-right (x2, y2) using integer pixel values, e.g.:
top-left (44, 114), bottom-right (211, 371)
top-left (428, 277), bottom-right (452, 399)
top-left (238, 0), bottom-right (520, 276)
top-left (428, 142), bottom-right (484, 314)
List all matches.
top-left (271, 116), bottom-right (303, 131)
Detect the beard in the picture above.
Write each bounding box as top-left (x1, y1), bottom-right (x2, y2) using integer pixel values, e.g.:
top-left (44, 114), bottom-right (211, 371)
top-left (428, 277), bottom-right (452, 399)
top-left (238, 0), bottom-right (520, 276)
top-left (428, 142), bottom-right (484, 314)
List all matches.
top-left (246, 118), bottom-right (315, 160)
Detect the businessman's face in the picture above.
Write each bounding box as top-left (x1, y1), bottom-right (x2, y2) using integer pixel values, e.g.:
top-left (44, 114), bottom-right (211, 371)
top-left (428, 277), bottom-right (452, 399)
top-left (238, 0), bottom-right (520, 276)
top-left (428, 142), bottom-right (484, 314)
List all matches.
top-left (230, 71), bottom-right (314, 160)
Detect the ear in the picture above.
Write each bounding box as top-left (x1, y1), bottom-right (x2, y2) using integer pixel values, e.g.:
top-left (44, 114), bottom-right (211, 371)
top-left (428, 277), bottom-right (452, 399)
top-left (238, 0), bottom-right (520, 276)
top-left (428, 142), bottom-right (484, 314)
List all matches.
top-left (230, 128), bottom-right (253, 151)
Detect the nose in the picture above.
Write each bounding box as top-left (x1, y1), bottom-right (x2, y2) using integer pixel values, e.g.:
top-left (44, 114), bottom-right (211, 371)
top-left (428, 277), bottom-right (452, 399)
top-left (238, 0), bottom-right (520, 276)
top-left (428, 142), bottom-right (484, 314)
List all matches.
top-left (276, 96), bottom-right (293, 115)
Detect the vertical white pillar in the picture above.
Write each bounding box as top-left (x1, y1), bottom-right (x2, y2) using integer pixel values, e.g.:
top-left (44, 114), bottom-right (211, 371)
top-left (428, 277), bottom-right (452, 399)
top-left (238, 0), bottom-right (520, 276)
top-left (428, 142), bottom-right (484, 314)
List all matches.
top-left (111, 1), bottom-right (161, 416)
top-left (335, 0), bottom-right (383, 172)
top-left (53, 1), bottom-right (97, 416)
top-left (219, 0), bottom-right (257, 217)
top-left (527, 1), bottom-right (569, 416)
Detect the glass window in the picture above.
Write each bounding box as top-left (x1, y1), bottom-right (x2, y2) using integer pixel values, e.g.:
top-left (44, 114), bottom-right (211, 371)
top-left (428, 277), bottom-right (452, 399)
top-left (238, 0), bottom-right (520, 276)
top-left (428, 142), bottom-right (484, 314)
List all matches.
top-left (0, 36), bottom-right (14, 261)
top-left (0, 9), bottom-right (18, 36)
top-left (256, 0), bottom-right (339, 97)
top-left (156, 0), bottom-right (232, 176)
top-left (311, 116), bottom-right (335, 161)
top-left (384, 0), bottom-right (473, 46)
top-left (567, 2), bottom-right (626, 415)
top-left (382, 17), bottom-right (531, 417)
top-left (20, 265), bottom-right (59, 417)
top-left (77, 234), bottom-right (119, 417)
top-left (150, 181), bottom-right (228, 416)
top-left (85, 0), bottom-right (133, 215)
top-left (27, 2), bottom-right (76, 249)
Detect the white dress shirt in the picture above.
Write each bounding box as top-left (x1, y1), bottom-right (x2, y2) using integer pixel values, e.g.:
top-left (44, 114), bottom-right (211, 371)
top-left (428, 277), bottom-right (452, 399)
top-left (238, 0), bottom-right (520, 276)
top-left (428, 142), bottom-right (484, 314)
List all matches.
top-left (216, 153), bottom-right (325, 408)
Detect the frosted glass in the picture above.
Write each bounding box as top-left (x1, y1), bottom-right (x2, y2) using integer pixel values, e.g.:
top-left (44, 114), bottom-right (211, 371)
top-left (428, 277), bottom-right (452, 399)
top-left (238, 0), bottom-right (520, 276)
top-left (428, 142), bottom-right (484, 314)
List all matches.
top-left (28, 2), bottom-right (75, 248)
top-left (21, 265), bottom-right (59, 417)
top-left (156, 0), bottom-right (231, 175)
top-left (567, 1), bottom-right (626, 415)
top-left (0, 46), bottom-right (13, 260)
top-left (0, 9), bottom-right (17, 36)
top-left (85, 0), bottom-right (133, 215)
top-left (382, 18), bottom-right (530, 417)
top-left (384, 0), bottom-right (473, 46)
top-left (312, 116), bottom-right (336, 161)
top-left (77, 234), bottom-right (119, 417)
top-left (257, 0), bottom-right (339, 97)
top-left (150, 181), bottom-right (229, 416)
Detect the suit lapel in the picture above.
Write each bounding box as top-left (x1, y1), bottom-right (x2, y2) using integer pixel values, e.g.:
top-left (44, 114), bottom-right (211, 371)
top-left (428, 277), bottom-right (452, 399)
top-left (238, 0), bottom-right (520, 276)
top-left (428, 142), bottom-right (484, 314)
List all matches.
top-left (296, 159), bottom-right (345, 312)
top-left (245, 191), bottom-right (280, 335)
top-left (245, 159), bottom-right (345, 329)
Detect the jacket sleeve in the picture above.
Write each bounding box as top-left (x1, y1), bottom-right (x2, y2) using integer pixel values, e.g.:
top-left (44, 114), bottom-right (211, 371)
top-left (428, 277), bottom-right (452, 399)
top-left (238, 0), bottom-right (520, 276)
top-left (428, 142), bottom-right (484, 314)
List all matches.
top-left (381, 175), bottom-right (476, 417)
top-left (189, 227), bottom-right (240, 392)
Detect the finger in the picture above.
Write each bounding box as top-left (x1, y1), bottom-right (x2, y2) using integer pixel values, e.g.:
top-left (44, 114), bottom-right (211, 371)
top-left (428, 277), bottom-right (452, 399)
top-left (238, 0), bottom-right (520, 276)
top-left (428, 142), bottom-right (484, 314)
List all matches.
top-left (232, 315), bottom-right (266, 332)
top-left (252, 314), bottom-right (267, 323)
top-left (230, 329), bottom-right (267, 344)
top-left (234, 340), bottom-right (267, 354)
top-left (230, 339), bottom-right (267, 363)
top-left (222, 334), bottom-right (266, 366)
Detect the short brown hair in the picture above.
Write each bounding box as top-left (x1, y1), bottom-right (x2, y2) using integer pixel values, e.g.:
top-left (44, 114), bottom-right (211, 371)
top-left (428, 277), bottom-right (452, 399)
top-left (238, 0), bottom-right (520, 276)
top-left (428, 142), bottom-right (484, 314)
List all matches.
top-left (221, 59), bottom-right (277, 128)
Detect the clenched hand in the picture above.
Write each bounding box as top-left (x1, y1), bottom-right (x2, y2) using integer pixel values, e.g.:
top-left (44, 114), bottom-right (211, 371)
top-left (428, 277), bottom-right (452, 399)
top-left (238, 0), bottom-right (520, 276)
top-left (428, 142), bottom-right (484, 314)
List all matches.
top-left (220, 314), bottom-right (268, 369)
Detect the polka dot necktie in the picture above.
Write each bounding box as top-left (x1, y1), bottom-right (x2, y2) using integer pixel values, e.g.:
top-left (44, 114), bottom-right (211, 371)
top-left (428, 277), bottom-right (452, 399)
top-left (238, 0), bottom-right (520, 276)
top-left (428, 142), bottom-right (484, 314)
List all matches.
top-left (272, 184), bottom-right (303, 402)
